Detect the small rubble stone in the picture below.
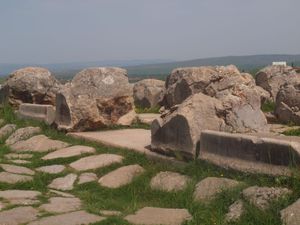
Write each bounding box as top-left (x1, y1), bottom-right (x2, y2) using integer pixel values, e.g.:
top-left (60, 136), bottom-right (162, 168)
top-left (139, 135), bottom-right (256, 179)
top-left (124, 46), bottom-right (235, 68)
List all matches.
top-left (99, 210), bottom-right (122, 216)
top-left (193, 177), bottom-right (242, 202)
top-left (36, 165), bottom-right (65, 174)
top-left (242, 186), bottom-right (292, 209)
top-left (225, 200), bottom-right (244, 222)
top-left (0, 172), bottom-right (33, 184)
top-left (39, 197), bottom-right (81, 213)
top-left (27, 210), bottom-right (105, 225)
top-left (0, 124), bottom-right (16, 139)
top-left (98, 164), bottom-right (144, 188)
top-left (70, 154), bottom-right (124, 171)
top-left (78, 172), bottom-right (98, 184)
top-left (281, 198), bottom-right (300, 225)
top-left (49, 189), bottom-right (75, 198)
top-left (125, 207), bottom-right (192, 225)
top-left (0, 206), bottom-right (39, 225)
top-left (48, 173), bottom-right (77, 191)
top-left (150, 171), bottom-right (190, 192)
top-left (5, 126), bottom-right (41, 145)
top-left (0, 163), bottom-right (35, 175)
top-left (4, 153), bottom-right (33, 159)
top-left (10, 134), bottom-right (69, 152)
top-left (42, 145), bottom-right (96, 160)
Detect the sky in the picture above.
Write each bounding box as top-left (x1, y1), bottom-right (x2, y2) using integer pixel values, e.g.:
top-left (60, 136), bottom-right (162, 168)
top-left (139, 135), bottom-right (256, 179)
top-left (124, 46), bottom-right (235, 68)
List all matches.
top-left (0, 0), bottom-right (299, 64)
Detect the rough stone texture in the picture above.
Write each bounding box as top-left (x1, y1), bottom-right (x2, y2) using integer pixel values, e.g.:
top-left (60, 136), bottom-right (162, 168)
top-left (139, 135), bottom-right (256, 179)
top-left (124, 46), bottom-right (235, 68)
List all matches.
top-left (78, 172), bottom-right (98, 184)
top-left (5, 153), bottom-right (33, 159)
top-left (243, 186), bottom-right (292, 209)
top-left (0, 206), bottom-right (39, 225)
top-left (39, 197), bottom-right (81, 213)
top-left (48, 174), bottom-right (77, 191)
top-left (255, 65), bottom-right (300, 101)
top-left (0, 163), bottom-right (35, 175)
top-left (27, 210), bottom-right (105, 225)
top-left (98, 164), bottom-right (144, 188)
top-left (199, 130), bottom-right (300, 176)
top-left (133, 79), bottom-right (165, 108)
top-left (0, 171), bottom-right (33, 183)
top-left (0, 190), bottom-right (40, 205)
top-left (125, 207), bottom-right (192, 225)
top-left (137, 113), bottom-right (160, 125)
top-left (70, 154), bottom-right (124, 171)
top-left (42, 145), bottom-right (95, 160)
top-left (150, 171), bottom-right (190, 192)
top-left (17, 103), bottom-right (56, 125)
top-left (36, 165), bottom-right (65, 174)
top-left (10, 134), bottom-right (69, 152)
top-left (6, 126), bottom-right (41, 145)
top-left (99, 210), bottom-right (122, 216)
top-left (281, 198), bottom-right (300, 225)
top-left (0, 67), bottom-right (61, 108)
top-left (225, 200), bottom-right (244, 222)
top-left (55, 67), bottom-right (136, 131)
top-left (193, 177), bottom-right (242, 202)
top-left (275, 82), bottom-right (300, 125)
top-left (0, 124), bottom-right (16, 139)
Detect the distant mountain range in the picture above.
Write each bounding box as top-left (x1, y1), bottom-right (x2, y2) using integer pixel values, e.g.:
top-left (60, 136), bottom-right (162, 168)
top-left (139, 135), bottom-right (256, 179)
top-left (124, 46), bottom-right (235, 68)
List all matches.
top-left (1, 54), bottom-right (300, 79)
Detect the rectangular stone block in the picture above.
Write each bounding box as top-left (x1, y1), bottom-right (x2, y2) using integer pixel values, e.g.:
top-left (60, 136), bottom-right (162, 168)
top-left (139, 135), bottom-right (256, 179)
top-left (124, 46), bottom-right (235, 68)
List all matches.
top-left (17, 103), bottom-right (55, 125)
top-left (199, 130), bottom-right (300, 176)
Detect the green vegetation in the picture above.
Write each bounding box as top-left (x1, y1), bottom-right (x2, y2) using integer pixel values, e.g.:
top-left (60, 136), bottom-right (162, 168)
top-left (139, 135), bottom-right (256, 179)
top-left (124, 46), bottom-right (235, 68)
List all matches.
top-left (135, 105), bottom-right (160, 114)
top-left (283, 128), bottom-right (300, 136)
top-left (261, 100), bottom-right (276, 113)
top-left (0, 105), bottom-right (300, 225)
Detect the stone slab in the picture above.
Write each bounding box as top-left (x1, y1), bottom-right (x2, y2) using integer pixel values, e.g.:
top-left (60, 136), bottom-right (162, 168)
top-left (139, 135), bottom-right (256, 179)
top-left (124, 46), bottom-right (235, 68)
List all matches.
top-left (0, 124), bottom-right (16, 139)
top-left (281, 198), bottom-right (300, 225)
top-left (10, 159), bottom-right (30, 164)
top-left (5, 153), bottom-right (33, 159)
top-left (36, 165), bottom-right (65, 174)
top-left (0, 190), bottom-right (41, 201)
top-left (48, 174), bottom-right (77, 191)
top-left (78, 172), bottom-right (98, 184)
top-left (6, 126), bottom-right (41, 145)
top-left (42, 145), bottom-right (95, 160)
top-left (0, 163), bottom-right (35, 175)
top-left (137, 113), bottom-right (160, 125)
top-left (39, 197), bottom-right (81, 213)
top-left (99, 210), bottom-right (122, 216)
top-left (0, 206), bottom-right (39, 225)
top-left (0, 172), bottom-right (33, 184)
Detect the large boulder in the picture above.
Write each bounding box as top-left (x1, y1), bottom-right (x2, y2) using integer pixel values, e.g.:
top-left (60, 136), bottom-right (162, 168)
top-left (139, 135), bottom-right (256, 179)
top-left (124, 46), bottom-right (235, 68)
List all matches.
top-left (133, 79), bottom-right (165, 108)
top-left (55, 67), bottom-right (136, 131)
top-left (255, 65), bottom-right (300, 101)
top-left (0, 67), bottom-right (61, 107)
top-left (275, 81), bottom-right (300, 125)
top-left (151, 65), bottom-right (268, 158)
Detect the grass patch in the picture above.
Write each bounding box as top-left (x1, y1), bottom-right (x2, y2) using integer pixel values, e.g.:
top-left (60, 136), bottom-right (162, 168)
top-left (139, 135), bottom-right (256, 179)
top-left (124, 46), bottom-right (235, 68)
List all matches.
top-left (283, 128), bottom-right (300, 136)
top-left (135, 105), bottom-right (160, 114)
top-left (261, 100), bottom-right (276, 113)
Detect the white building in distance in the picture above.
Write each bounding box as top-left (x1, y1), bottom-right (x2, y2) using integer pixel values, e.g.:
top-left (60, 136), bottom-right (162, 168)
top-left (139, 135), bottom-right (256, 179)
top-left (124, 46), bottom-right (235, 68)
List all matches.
top-left (272, 61), bottom-right (287, 66)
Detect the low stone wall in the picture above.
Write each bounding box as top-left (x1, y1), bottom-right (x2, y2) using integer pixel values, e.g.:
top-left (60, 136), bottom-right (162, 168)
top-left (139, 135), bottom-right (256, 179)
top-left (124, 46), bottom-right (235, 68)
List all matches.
top-left (17, 103), bottom-right (56, 125)
top-left (199, 130), bottom-right (300, 176)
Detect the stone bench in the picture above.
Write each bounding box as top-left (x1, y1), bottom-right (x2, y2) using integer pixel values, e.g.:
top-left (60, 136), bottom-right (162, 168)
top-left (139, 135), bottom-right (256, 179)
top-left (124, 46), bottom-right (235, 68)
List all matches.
top-left (199, 130), bottom-right (300, 176)
top-left (17, 103), bottom-right (56, 125)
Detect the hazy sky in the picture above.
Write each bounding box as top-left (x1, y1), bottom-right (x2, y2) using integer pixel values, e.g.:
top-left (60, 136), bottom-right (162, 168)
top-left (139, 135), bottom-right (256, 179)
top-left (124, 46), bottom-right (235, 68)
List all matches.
top-left (0, 0), bottom-right (299, 64)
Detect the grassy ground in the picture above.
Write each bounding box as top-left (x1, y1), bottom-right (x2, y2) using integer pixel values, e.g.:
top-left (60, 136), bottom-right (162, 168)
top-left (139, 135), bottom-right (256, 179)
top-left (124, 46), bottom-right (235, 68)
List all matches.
top-left (261, 101), bottom-right (276, 113)
top-left (135, 105), bottom-right (160, 114)
top-left (0, 105), bottom-right (300, 225)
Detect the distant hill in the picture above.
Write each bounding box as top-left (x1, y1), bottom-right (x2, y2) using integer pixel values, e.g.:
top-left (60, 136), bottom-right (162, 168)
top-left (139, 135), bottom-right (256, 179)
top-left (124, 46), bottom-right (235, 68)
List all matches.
top-left (1, 54), bottom-right (300, 80)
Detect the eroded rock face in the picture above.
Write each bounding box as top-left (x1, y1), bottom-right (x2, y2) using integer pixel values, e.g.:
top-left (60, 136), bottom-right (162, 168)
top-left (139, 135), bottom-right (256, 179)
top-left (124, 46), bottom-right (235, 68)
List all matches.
top-left (0, 67), bottom-right (61, 107)
top-left (55, 67), bottom-right (136, 131)
top-left (256, 65), bottom-right (300, 101)
top-left (275, 82), bottom-right (300, 125)
top-left (133, 79), bottom-right (165, 108)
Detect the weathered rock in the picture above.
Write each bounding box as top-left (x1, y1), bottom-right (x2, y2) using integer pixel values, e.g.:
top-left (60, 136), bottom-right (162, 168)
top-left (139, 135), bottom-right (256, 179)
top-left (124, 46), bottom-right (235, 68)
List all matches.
top-left (275, 82), bottom-right (300, 125)
top-left (0, 67), bottom-right (61, 107)
top-left (48, 174), bottom-right (77, 191)
top-left (27, 210), bottom-right (105, 225)
top-left (0, 164), bottom-right (35, 175)
top-left (225, 200), bottom-right (244, 222)
top-left (99, 210), bottom-right (122, 216)
top-left (4, 153), bottom-right (33, 159)
top-left (0, 190), bottom-right (41, 202)
top-left (0, 124), bottom-right (16, 139)
top-left (6, 126), bottom-right (41, 145)
top-left (70, 154), bottom-right (124, 171)
top-left (42, 145), bottom-right (95, 160)
top-left (243, 186), bottom-right (292, 209)
top-left (281, 198), bottom-right (300, 225)
top-left (10, 134), bottom-right (69, 152)
top-left (137, 113), bottom-right (160, 125)
top-left (78, 172), bottom-right (98, 184)
top-left (39, 197), bottom-right (81, 213)
top-left (98, 164), bottom-right (144, 188)
top-left (256, 65), bottom-right (300, 101)
top-left (0, 172), bottom-right (33, 184)
top-left (193, 177), bottom-right (242, 202)
top-left (125, 207), bottom-right (192, 225)
top-left (36, 165), bottom-right (65, 174)
top-left (0, 206), bottom-right (39, 225)
top-left (55, 67), bottom-right (136, 131)
top-left (150, 171), bottom-right (190, 192)
top-left (133, 79), bottom-right (165, 108)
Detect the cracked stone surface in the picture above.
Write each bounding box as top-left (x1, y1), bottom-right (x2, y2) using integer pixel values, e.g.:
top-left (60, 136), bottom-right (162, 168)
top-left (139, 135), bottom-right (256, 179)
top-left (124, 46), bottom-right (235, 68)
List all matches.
top-left (78, 172), bottom-right (98, 184)
top-left (36, 165), bottom-right (65, 174)
top-left (0, 206), bottom-right (39, 225)
top-left (0, 163), bottom-right (35, 175)
top-left (70, 154), bottom-right (124, 171)
top-left (98, 164), bottom-right (145, 188)
top-left (48, 174), bottom-right (77, 191)
top-left (0, 171), bottom-right (33, 184)
top-left (150, 171), bottom-right (190, 192)
top-left (42, 145), bottom-right (96, 160)
top-left (125, 207), bottom-right (192, 225)
top-left (39, 197), bottom-right (81, 213)
top-left (6, 126), bottom-right (41, 145)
